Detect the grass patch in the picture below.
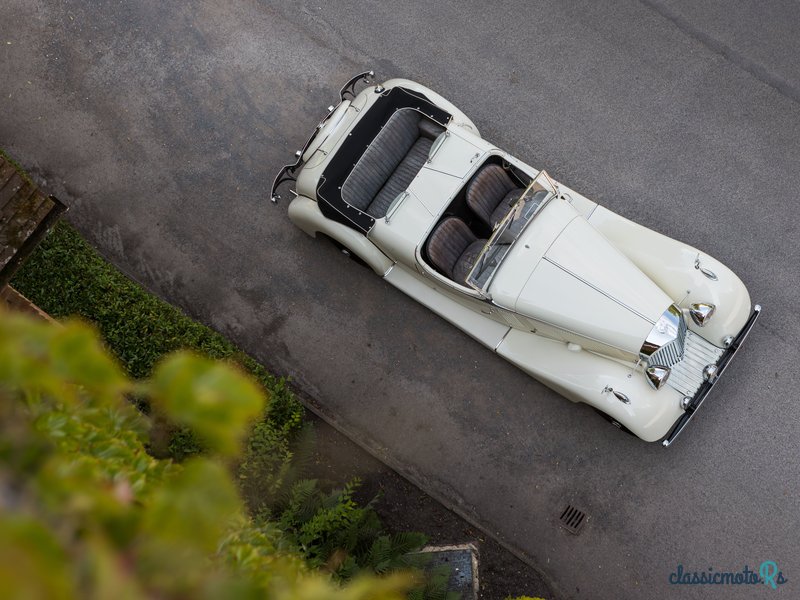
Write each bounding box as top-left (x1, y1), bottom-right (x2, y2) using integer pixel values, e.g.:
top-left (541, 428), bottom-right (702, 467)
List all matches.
top-left (13, 220), bottom-right (252, 378)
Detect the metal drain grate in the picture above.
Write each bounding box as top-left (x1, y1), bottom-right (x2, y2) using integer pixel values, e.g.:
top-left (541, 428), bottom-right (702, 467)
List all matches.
top-left (559, 505), bottom-right (587, 535)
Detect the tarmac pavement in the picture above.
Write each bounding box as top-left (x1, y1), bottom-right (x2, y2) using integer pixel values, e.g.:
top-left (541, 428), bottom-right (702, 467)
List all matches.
top-left (2, 1), bottom-right (799, 598)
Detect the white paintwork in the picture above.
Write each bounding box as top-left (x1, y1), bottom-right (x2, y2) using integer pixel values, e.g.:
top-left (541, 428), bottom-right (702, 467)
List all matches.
top-left (588, 206), bottom-right (751, 346)
top-left (422, 131), bottom-right (485, 178)
top-left (380, 78), bottom-right (480, 136)
top-left (384, 263), bottom-right (510, 350)
top-left (288, 196), bottom-right (393, 276)
top-left (285, 77), bottom-right (755, 443)
top-left (496, 329), bottom-right (684, 442)
top-left (489, 198), bottom-right (673, 357)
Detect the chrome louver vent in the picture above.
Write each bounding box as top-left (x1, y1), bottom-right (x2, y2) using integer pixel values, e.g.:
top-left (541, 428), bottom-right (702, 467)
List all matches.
top-left (667, 331), bottom-right (724, 397)
top-left (649, 315), bottom-right (687, 368)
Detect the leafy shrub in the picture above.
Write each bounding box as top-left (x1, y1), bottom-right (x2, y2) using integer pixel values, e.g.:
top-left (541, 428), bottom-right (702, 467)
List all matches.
top-left (11, 216), bottom-right (453, 597)
top-left (269, 478), bottom-right (455, 598)
top-left (11, 220), bottom-right (306, 462)
top-left (0, 311), bottom-right (411, 599)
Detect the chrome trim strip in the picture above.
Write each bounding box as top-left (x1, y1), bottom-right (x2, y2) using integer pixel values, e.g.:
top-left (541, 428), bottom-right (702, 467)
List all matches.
top-left (543, 256), bottom-right (656, 324)
top-left (662, 304), bottom-right (762, 447)
top-left (493, 327), bottom-right (512, 351)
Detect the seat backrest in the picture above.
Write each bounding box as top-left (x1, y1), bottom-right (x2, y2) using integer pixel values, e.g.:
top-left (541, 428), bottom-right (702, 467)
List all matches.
top-left (425, 217), bottom-right (477, 279)
top-left (466, 164), bottom-right (518, 226)
top-left (342, 109), bottom-right (422, 213)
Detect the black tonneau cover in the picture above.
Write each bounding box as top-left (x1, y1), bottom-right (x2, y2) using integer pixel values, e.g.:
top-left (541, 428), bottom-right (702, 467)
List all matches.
top-left (317, 87), bottom-right (452, 233)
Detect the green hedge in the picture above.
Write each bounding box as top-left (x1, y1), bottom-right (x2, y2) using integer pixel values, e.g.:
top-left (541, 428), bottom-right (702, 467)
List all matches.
top-left (11, 221), bottom-right (303, 434)
top-left (11, 214), bottom-right (454, 596)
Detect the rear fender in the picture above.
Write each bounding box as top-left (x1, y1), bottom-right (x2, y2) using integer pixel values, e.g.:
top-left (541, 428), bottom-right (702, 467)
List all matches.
top-left (288, 196), bottom-right (393, 276)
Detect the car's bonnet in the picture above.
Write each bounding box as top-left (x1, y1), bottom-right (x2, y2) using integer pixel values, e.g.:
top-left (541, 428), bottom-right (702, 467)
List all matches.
top-left (490, 200), bottom-right (672, 355)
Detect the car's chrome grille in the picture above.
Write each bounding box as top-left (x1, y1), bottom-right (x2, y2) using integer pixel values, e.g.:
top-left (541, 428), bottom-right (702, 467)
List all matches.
top-left (666, 331), bottom-right (724, 397)
top-left (649, 315), bottom-right (688, 368)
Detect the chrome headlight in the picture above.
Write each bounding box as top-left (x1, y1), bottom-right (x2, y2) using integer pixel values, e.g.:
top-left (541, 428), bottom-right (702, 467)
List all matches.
top-left (689, 302), bottom-right (715, 327)
top-left (645, 365), bottom-right (671, 390)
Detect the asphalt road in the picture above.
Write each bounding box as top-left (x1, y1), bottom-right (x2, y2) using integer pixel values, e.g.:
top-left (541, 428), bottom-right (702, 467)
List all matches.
top-left (2, 1), bottom-right (799, 598)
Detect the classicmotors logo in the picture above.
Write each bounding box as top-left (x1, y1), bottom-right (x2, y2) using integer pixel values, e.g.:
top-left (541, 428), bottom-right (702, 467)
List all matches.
top-left (669, 562), bottom-right (788, 589)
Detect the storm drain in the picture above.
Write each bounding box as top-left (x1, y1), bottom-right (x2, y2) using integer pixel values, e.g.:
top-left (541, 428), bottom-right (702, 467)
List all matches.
top-left (559, 504), bottom-right (587, 535)
top-left (415, 544), bottom-right (479, 600)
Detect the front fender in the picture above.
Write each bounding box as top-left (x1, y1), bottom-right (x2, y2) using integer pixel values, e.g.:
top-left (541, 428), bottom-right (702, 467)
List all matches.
top-left (589, 206), bottom-right (751, 346)
top-left (496, 329), bottom-right (684, 442)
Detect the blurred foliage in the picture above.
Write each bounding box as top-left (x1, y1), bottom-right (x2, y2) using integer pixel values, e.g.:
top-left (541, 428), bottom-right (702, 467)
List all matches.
top-left (0, 311), bottom-right (413, 599)
top-left (11, 220), bottom-right (306, 457)
top-left (238, 427), bottom-right (451, 597)
top-left (10, 216), bottom-right (458, 598)
top-left (259, 477), bottom-right (456, 599)
top-left (149, 352), bottom-right (263, 457)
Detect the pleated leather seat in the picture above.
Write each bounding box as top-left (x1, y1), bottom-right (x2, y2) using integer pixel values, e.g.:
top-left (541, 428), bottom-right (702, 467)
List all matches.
top-left (426, 217), bottom-right (487, 284)
top-left (466, 164), bottom-right (525, 228)
top-left (342, 109), bottom-right (444, 219)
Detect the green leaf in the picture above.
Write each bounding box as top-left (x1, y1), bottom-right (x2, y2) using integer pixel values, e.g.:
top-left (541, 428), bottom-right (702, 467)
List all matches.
top-left (147, 352), bottom-right (264, 456)
top-left (0, 315), bottom-right (128, 408)
top-left (0, 516), bottom-right (74, 600)
top-left (139, 459), bottom-right (241, 580)
top-left (49, 320), bottom-right (130, 402)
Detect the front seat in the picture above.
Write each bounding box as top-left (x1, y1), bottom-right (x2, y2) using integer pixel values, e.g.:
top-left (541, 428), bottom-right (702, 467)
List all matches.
top-left (426, 217), bottom-right (487, 284)
top-left (466, 164), bottom-right (525, 228)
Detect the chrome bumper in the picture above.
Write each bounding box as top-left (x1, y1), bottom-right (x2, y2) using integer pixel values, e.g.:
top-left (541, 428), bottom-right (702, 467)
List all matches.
top-left (662, 304), bottom-right (762, 447)
top-left (270, 70), bottom-right (375, 203)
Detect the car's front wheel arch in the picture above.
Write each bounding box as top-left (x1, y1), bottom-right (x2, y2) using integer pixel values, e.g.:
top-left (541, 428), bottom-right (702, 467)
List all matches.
top-left (591, 407), bottom-right (636, 436)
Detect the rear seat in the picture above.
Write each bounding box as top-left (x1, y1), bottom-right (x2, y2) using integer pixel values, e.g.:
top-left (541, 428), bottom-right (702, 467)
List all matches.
top-left (342, 108), bottom-right (444, 218)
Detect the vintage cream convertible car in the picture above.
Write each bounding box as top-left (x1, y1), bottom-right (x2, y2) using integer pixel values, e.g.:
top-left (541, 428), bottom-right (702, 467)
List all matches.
top-left (271, 72), bottom-right (760, 446)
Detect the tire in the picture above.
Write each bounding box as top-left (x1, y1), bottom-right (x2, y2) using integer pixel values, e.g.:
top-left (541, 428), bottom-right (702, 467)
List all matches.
top-left (592, 407), bottom-right (635, 436)
top-left (320, 234), bottom-right (369, 268)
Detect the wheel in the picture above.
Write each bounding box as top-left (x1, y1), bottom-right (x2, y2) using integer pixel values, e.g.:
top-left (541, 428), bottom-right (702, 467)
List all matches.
top-left (320, 234), bottom-right (369, 268)
top-left (592, 407), bottom-right (635, 436)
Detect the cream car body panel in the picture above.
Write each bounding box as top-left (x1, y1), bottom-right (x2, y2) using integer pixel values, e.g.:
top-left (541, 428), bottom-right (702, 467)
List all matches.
top-left (588, 206), bottom-right (752, 345)
top-left (489, 198), bottom-right (672, 358)
top-left (275, 73), bottom-right (760, 446)
top-left (287, 195), bottom-right (393, 275)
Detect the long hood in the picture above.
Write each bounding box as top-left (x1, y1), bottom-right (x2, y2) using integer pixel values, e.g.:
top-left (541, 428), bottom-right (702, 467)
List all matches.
top-left (491, 209), bottom-right (672, 355)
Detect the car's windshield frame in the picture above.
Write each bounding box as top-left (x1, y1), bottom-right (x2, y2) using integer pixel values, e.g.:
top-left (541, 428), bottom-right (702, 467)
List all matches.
top-left (466, 170), bottom-right (558, 294)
